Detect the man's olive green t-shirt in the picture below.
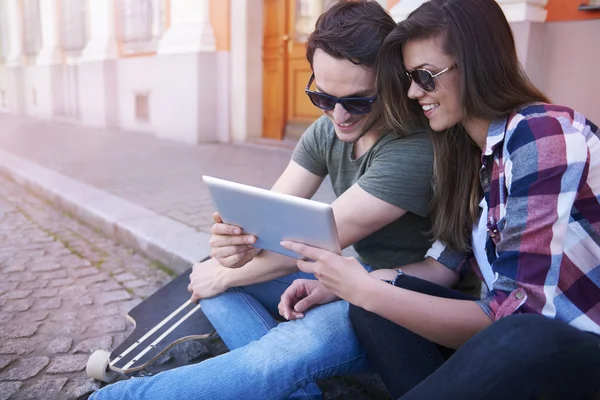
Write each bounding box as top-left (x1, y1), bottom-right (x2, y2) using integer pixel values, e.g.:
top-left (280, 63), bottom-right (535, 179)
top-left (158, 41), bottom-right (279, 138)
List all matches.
top-left (292, 116), bottom-right (434, 270)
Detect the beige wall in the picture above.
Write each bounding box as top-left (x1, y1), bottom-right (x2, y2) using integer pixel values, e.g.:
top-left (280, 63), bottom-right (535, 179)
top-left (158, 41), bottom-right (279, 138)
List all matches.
top-left (512, 19), bottom-right (600, 124)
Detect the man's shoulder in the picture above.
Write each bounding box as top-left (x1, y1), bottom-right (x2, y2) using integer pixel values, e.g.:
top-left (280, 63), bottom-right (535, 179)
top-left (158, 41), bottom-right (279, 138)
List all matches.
top-left (374, 129), bottom-right (433, 155)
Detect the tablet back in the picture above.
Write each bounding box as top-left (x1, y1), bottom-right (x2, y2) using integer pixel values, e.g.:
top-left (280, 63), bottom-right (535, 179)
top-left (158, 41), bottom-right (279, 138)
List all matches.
top-left (202, 175), bottom-right (341, 259)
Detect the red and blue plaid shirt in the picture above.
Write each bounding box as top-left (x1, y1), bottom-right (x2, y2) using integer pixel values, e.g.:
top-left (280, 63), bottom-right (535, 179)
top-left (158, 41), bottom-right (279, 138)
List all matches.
top-left (427, 103), bottom-right (600, 334)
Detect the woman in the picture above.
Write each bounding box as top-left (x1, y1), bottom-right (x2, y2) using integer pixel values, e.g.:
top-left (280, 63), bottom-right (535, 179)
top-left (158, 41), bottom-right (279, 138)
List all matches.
top-left (280, 0), bottom-right (600, 398)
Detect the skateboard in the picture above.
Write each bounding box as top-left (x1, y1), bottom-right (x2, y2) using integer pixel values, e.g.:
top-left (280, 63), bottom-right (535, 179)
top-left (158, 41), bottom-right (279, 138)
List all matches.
top-left (86, 267), bottom-right (215, 382)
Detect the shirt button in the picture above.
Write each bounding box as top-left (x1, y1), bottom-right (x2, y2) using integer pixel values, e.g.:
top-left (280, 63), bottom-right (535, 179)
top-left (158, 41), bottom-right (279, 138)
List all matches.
top-left (515, 291), bottom-right (525, 300)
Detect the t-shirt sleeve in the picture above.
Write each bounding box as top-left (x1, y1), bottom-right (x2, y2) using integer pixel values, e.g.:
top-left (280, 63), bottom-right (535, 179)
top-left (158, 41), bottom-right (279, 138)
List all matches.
top-left (357, 132), bottom-right (434, 217)
top-left (291, 116), bottom-right (330, 177)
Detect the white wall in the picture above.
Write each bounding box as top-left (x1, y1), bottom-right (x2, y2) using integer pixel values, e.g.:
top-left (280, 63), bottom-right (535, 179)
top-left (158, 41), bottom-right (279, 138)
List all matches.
top-left (512, 19), bottom-right (600, 124)
top-left (115, 57), bottom-right (156, 134)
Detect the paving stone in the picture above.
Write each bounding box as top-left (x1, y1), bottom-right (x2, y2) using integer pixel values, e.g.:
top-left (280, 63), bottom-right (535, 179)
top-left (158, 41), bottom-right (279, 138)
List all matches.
top-left (49, 278), bottom-right (75, 288)
top-left (90, 315), bottom-right (127, 334)
top-left (123, 279), bottom-right (149, 290)
top-left (62, 376), bottom-right (101, 400)
top-left (97, 260), bottom-right (124, 272)
top-left (1, 289), bottom-right (32, 300)
top-left (18, 280), bottom-right (50, 290)
top-left (79, 273), bottom-right (111, 286)
top-left (2, 299), bottom-right (34, 312)
top-left (113, 272), bottom-right (137, 283)
top-left (28, 262), bottom-right (61, 272)
top-left (0, 356), bottom-right (15, 371)
top-left (32, 287), bottom-right (59, 298)
top-left (19, 311), bottom-right (49, 323)
top-left (70, 266), bottom-right (99, 279)
top-left (59, 255), bottom-right (92, 269)
top-left (77, 304), bottom-right (119, 321)
top-left (133, 285), bottom-right (160, 298)
top-left (74, 295), bottom-right (93, 306)
top-left (0, 324), bottom-right (39, 339)
top-left (18, 377), bottom-right (68, 399)
top-left (46, 338), bottom-right (73, 354)
top-left (0, 282), bottom-right (18, 291)
top-left (0, 382), bottom-right (22, 400)
top-left (5, 272), bottom-right (36, 282)
top-left (50, 311), bottom-right (77, 322)
top-left (94, 290), bottom-right (131, 305)
top-left (32, 298), bottom-right (62, 310)
top-left (46, 355), bottom-right (88, 374)
top-left (73, 336), bottom-right (113, 353)
top-left (0, 356), bottom-right (49, 380)
top-left (58, 285), bottom-right (87, 296)
top-left (117, 298), bottom-right (142, 316)
top-left (88, 280), bottom-right (122, 292)
top-left (40, 270), bottom-right (67, 280)
top-left (38, 321), bottom-right (87, 337)
top-left (0, 314), bottom-right (12, 324)
top-left (3, 264), bottom-right (25, 273)
top-left (0, 339), bottom-right (38, 355)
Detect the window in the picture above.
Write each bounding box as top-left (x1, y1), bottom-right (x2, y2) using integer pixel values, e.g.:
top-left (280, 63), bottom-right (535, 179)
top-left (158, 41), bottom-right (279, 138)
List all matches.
top-left (294, 0), bottom-right (336, 42)
top-left (116, 0), bottom-right (168, 55)
top-left (61, 0), bottom-right (87, 54)
top-left (22, 0), bottom-right (41, 57)
top-left (0, 0), bottom-right (9, 63)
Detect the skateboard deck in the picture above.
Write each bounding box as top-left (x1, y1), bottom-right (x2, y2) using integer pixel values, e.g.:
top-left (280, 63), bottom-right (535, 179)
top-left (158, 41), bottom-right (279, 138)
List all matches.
top-left (87, 267), bottom-right (215, 381)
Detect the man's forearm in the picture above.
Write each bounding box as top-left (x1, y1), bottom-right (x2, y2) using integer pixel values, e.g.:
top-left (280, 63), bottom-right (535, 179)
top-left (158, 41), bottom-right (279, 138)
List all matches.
top-left (218, 251), bottom-right (299, 289)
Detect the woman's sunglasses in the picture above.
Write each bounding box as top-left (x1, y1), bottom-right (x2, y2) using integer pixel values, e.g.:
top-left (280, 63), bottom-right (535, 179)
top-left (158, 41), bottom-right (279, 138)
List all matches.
top-left (305, 74), bottom-right (377, 115)
top-left (405, 65), bottom-right (453, 93)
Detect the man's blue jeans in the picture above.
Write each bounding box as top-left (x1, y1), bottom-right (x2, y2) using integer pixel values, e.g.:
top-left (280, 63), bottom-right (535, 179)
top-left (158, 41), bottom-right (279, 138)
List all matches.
top-left (90, 271), bottom-right (369, 400)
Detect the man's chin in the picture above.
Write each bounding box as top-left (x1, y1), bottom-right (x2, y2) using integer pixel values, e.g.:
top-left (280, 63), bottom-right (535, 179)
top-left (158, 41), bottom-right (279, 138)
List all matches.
top-left (334, 129), bottom-right (365, 143)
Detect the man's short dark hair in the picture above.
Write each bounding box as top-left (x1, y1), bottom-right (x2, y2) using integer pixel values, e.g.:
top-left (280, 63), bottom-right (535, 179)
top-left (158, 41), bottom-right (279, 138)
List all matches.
top-left (306, 0), bottom-right (397, 68)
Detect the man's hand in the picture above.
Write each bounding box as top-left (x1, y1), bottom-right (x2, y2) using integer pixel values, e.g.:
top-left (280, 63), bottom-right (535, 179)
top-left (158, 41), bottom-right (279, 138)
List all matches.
top-left (278, 279), bottom-right (339, 320)
top-left (280, 241), bottom-right (375, 307)
top-left (209, 212), bottom-right (260, 268)
top-left (187, 259), bottom-right (228, 302)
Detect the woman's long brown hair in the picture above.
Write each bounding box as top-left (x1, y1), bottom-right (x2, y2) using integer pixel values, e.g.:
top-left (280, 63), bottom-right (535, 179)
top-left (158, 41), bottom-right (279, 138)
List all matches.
top-left (377, 0), bottom-right (550, 251)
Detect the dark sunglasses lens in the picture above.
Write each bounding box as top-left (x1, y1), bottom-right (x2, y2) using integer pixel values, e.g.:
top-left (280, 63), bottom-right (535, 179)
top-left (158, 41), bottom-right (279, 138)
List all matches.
top-left (341, 100), bottom-right (372, 114)
top-left (307, 92), bottom-right (336, 110)
top-left (412, 70), bottom-right (435, 92)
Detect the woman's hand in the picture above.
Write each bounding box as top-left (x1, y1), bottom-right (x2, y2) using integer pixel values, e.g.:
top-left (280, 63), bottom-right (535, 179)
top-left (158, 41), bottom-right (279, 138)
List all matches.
top-left (280, 241), bottom-right (375, 306)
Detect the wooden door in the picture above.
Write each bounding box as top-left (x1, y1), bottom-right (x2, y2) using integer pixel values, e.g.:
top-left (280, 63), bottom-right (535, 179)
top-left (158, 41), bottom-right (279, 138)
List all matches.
top-left (262, 0), bottom-right (288, 140)
top-left (262, 0), bottom-right (328, 140)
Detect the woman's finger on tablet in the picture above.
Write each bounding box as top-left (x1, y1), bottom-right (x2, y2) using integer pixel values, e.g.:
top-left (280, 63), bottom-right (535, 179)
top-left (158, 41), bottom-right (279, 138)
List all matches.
top-left (280, 241), bottom-right (322, 260)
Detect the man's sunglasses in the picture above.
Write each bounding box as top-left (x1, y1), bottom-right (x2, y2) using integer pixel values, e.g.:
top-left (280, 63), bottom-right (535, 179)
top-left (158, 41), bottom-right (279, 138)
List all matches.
top-left (405, 65), bottom-right (453, 93)
top-left (305, 74), bottom-right (377, 115)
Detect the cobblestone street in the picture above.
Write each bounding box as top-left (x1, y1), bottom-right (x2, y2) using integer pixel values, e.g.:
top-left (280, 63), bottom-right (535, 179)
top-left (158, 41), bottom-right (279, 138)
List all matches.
top-left (0, 172), bottom-right (387, 400)
top-left (0, 173), bottom-right (173, 400)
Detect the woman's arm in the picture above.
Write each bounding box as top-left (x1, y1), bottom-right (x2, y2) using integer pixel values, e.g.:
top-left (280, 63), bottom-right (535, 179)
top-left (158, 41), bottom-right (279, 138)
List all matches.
top-left (358, 277), bottom-right (491, 349)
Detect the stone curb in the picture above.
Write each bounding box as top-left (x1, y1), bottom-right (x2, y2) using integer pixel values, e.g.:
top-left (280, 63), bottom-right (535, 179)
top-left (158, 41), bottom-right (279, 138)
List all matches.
top-left (0, 149), bottom-right (210, 274)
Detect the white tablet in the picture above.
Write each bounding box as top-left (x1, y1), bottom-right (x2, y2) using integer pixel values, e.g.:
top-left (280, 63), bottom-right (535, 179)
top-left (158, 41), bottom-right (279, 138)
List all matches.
top-left (202, 175), bottom-right (341, 259)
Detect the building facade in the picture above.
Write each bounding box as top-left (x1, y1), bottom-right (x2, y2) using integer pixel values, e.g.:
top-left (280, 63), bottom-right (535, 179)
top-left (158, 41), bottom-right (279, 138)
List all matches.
top-left (0, 0), bottom-right (598, 145)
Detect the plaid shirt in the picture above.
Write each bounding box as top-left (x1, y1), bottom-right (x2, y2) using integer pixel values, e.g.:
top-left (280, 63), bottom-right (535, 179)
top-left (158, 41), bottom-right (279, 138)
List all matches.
top-left (427, 104), bottom-right (600, 334)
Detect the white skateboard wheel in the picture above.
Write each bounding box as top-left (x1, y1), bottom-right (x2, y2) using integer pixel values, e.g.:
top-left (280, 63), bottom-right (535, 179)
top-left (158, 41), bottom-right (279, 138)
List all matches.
top-left (86, 350), bottom-right (117, 383)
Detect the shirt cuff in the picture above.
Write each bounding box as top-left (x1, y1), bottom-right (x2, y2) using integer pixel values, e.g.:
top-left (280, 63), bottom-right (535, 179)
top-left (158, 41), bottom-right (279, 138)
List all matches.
top-left (425, 240), bottom-right (471, 280)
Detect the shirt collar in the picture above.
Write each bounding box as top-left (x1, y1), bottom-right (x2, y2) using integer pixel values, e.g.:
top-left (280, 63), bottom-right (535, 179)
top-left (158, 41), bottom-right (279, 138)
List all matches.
top-left (483, 115), bottom-right (509, 157)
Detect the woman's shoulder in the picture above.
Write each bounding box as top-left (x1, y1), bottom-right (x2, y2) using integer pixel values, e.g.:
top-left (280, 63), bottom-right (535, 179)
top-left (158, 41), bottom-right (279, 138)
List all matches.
top-left (506, 103), bottom-right (598, 142)
top-left (510, 103), bottom-right (596, 131)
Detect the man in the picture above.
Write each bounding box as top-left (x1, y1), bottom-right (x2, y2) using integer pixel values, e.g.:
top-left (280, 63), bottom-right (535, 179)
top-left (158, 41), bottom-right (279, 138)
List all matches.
top-left (90, 1), bottom-right (439, 398)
